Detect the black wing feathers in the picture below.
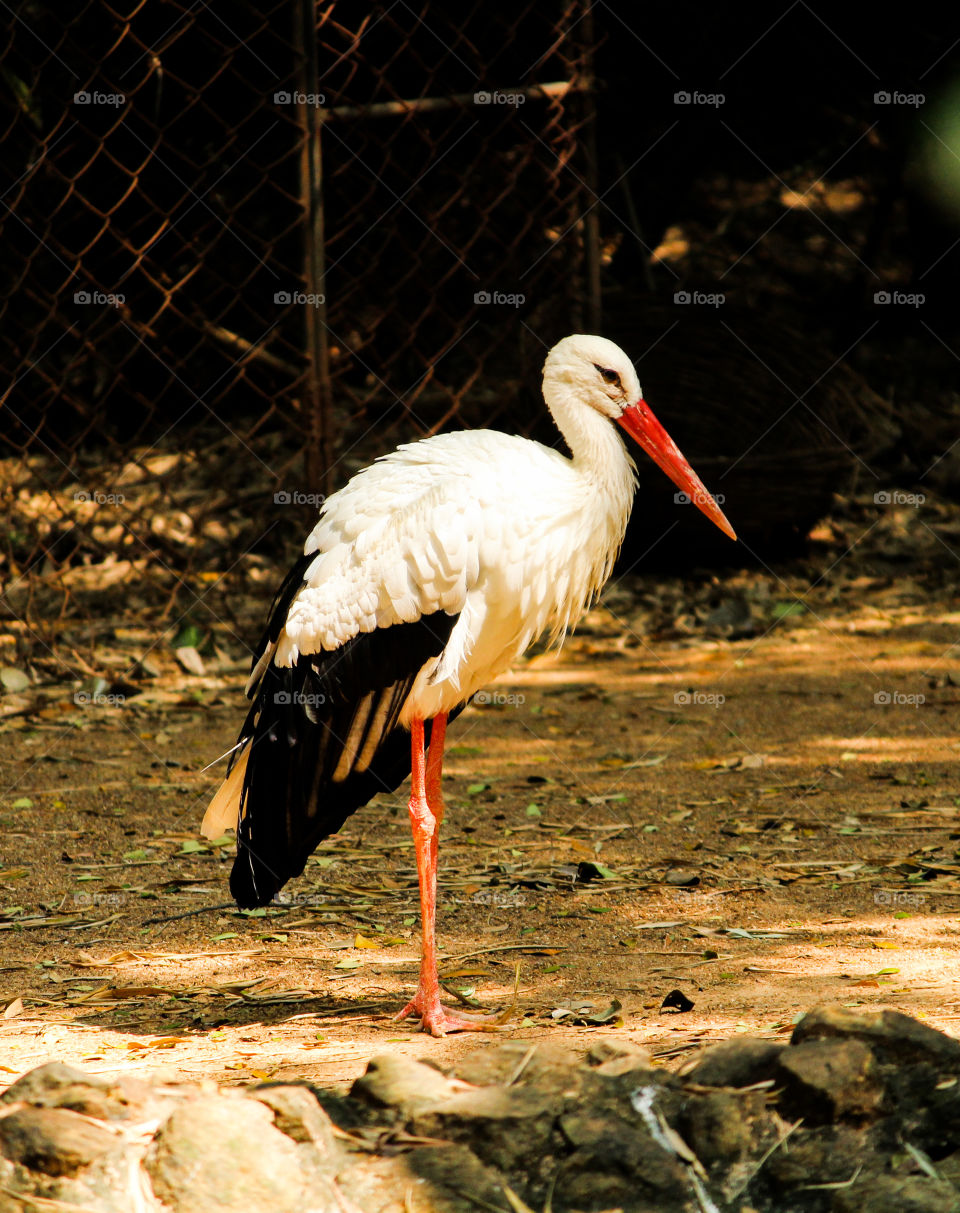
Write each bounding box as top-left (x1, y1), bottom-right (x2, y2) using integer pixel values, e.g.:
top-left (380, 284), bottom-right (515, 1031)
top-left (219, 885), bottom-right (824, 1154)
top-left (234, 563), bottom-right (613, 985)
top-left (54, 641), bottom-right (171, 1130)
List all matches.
top-left (230, 609), bottom-right (460, 909)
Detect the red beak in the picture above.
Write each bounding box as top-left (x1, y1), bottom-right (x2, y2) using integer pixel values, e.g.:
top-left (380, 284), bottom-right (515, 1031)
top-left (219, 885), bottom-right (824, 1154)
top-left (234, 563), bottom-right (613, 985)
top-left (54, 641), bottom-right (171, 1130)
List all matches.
top-left (617, 400), bottom-right (737, 542)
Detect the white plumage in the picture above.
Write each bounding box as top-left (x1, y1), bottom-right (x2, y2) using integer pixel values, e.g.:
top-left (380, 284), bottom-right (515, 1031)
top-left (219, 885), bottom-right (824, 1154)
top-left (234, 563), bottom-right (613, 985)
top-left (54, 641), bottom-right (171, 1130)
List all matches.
top-left (204, 333), bottom-right (735, 1036)
top-left (254, 335), bottom-right (640, 725)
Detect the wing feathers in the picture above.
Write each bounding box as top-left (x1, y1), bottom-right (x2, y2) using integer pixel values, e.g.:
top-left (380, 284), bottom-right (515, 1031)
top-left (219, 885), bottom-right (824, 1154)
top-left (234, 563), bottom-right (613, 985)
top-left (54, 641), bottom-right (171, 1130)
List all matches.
top-left (201, 748), bottom-right (249, 839)
top-left (226, 610), bottom-right (460, 908)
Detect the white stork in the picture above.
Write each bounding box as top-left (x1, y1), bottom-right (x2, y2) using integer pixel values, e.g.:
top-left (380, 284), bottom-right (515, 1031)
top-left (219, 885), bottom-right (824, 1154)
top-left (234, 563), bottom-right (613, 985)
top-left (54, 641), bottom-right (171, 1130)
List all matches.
top-left (202, 334), bottom-right (735, 1036)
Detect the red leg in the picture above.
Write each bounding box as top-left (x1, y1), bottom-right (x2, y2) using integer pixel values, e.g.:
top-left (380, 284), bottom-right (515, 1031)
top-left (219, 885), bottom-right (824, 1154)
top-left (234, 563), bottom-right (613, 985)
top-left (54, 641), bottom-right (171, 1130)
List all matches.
top-left (395, 714), bottom-right (498, 1036)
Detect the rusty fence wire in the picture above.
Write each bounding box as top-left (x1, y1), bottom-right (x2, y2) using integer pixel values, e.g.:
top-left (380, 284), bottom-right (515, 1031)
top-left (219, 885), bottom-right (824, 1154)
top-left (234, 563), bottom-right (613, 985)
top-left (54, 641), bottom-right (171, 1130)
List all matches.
top-left (0, 1), bottom-right (598, 663)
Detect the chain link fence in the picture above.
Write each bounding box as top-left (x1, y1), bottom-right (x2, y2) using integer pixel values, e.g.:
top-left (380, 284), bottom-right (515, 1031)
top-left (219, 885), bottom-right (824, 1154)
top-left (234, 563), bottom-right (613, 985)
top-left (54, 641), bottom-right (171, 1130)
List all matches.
top-left (0, 1), bottom-right (598, 660)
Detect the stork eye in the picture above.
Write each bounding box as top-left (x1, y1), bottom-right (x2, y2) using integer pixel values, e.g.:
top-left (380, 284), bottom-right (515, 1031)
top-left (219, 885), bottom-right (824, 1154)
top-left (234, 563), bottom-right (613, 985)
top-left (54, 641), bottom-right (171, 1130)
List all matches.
top-left (595, 365), bottom-right (621, 387)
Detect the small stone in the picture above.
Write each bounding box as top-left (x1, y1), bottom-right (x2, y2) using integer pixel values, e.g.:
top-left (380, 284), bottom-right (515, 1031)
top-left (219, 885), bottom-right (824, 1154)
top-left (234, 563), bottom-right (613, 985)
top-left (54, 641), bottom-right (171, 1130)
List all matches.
top-left (681, 1037), bottom-right (784, 1088)
top-left (0, 1107), bottom-right (117, 1177)
top-left (776, 1038), bottom-right (883, 1124)
top-left (664, 867), bottom-right (700, 886)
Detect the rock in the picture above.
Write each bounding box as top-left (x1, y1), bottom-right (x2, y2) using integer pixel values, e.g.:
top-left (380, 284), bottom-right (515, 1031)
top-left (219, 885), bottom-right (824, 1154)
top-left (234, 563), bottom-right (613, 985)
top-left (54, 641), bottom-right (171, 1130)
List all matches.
top-left (936, 1148), bottom-right (960, 1187)
top-left (762, 1123), bottom-right (870, 1189)
top-left (248, 1084), bottom-right (336, 1154)
top-left (411, 1086), bottom-right (557, 1172)
top-left (832, 1175), bottom-right (960, 1213)
top-left (0, 1106), bottom-right (118, 1177)
top-left (681, 1037), bottom-right (784, 1088)
top-left (452, 1040), bottom-right (584, 1087)
top-left (793, 1007), bottom-right (960, 1070)
top-left (559, 1111), bottom-right (693, 1209)
top-left (352, 1054), bottom-right (464, 1116)
top-left (144, 1095), bottom-right (315, 1213)
top-left (405, 1143), bottom-right (525, 1212)
top-left (0, 1061), bottom-right (154, 1122)
top-left (680, 1090), bottom-right (758, 1164)
top-left (776, 1038), bottom-right (884, 1123)
top-left (586, 1038), bottom-right (655, 1077)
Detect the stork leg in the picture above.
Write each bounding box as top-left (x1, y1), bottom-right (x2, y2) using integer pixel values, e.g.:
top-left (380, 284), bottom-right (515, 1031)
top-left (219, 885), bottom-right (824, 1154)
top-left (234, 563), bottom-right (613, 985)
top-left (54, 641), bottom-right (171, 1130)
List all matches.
top-left (396, 715), bottom-right (499, 1036)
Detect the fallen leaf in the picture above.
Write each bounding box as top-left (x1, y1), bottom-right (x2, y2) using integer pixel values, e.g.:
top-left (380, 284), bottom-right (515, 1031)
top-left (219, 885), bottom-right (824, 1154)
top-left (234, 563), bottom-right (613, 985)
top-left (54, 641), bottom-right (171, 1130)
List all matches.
top-left (175, 646), bottom-right (206, 676)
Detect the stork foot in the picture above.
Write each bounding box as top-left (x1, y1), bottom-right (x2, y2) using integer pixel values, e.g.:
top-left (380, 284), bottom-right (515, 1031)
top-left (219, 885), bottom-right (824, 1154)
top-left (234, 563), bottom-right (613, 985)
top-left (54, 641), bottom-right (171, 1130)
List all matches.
top-left (395, 989), bottom-right (504, 1037)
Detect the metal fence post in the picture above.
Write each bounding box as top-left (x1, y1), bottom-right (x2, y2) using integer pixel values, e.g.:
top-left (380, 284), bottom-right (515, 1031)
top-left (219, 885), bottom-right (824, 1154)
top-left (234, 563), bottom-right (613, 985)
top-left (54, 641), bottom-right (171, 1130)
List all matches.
top-left (295, 0), bottom-right (333, 497)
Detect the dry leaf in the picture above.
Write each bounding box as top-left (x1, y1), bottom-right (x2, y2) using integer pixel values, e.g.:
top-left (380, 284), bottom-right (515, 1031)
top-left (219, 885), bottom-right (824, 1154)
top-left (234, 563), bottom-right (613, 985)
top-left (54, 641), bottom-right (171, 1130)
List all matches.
top-left (175, 646), bottom-right (206, 676)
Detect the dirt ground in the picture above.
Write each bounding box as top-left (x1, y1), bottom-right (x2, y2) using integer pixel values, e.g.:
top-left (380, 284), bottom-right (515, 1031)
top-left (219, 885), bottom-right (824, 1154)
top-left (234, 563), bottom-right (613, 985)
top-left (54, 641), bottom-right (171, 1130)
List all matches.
top-left (1, 491), bottom-right (959, 1094)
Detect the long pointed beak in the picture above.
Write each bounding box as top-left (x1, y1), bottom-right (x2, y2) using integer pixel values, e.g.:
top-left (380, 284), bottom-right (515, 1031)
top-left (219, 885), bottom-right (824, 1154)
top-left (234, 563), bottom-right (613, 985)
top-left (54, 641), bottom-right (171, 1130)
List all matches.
top-left (617, 399), bottom-right (737, 542)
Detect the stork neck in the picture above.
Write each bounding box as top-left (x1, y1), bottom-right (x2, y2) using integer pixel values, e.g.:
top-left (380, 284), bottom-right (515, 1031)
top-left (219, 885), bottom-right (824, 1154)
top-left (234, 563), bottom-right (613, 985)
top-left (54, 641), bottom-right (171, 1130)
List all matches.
top-left (547, 387), bottom-right (637, 501)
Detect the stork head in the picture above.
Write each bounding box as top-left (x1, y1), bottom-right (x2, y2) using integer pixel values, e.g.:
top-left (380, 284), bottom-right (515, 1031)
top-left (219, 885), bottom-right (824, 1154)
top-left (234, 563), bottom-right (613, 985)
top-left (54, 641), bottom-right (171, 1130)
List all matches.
top-left (543, 334), bottom-right (736, 542)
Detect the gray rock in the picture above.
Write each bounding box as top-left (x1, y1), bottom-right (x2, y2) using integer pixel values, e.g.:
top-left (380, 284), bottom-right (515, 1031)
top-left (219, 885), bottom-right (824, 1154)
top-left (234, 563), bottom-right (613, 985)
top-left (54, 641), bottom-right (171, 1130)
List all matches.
top-left (144, 1095), bottom-right (316, 1213)
top-left (586, 1038), bottom-right (655, 1077)
top-left (412, 1086), bottom-right (557, 1172)
top-left (680, 1090), bottom-right (757, 1164)
top-left (451, 1040), bottom-right (584, 1087)
top-left (404, 1142), bottom-right (523, 1212)
top-left (762, 1123), bottom-right (871, 1189)
top-left (559, 1112), bottom-right (694, 1210)
top-left (793, 1007), bottom-right (960, 1070)
top-left (776, 1038), bottom-right (884, 1123)
top-left (351, 1054), bottom-right (464, 1116)
top-left (0, 1106), bottom-right (119, 1177)
top-left (0, 1061), bottom-right (154, 1123)
top-left (248, 1084), bottom-right (336, 1154)
top-left (833, 1175), bottom-right (960, 1213)
top-left (681, 1037), bottom-right (784, 1088)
